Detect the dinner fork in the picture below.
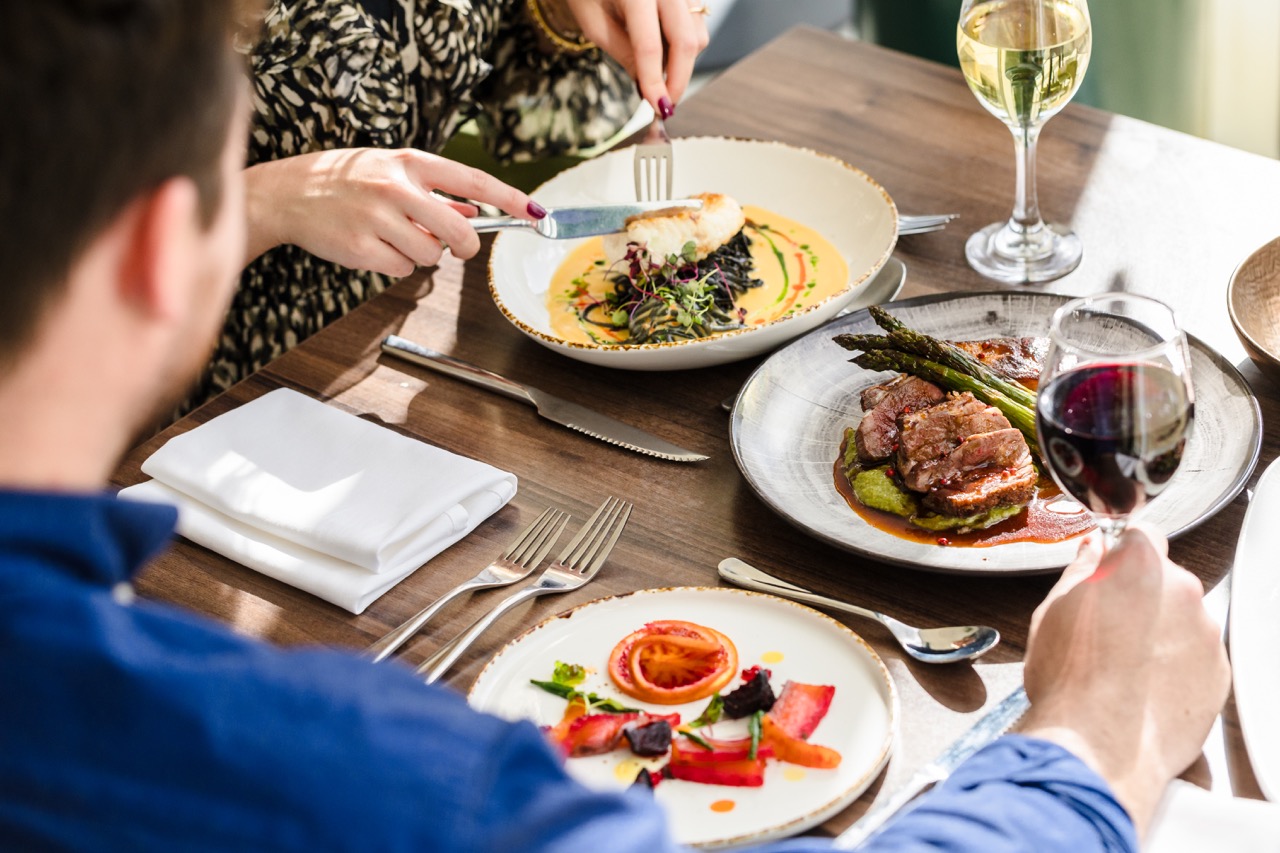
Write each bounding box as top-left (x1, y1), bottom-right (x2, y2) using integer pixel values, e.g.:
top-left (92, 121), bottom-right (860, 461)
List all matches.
top-left (633, 116), bottom-right (673, 202)
top-left (899, 213), bottom-right (958, 235)
top-left (417, 496), bottom-right (633, 684)
top-left (363, 507), bottom-right (569, 663)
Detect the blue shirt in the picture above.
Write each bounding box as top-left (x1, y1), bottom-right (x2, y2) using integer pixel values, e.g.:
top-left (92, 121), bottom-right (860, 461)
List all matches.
top-left (0, 489), bottom-right (1137, 852)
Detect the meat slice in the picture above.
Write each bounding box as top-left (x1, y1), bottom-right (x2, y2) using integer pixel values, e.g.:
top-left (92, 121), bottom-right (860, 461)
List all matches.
top-left (853, 376), bottom-right (945, 463)
top-left (922, 456), bottom-right (1038, 517)
top-left (953, 337), bottom-right (1047, 387)
top-left (859, 375), bottom-right (913, 412)
top-left (896, 394), bottom-right (1016, 491)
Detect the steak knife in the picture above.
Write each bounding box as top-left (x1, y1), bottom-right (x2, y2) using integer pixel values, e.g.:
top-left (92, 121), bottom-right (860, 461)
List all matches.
top-left (381, 336), bottom-right (709, 463)
top-left (469, 198), bottom-right (702, 239)
top-left (833, 685), bottom-right (1031, 849)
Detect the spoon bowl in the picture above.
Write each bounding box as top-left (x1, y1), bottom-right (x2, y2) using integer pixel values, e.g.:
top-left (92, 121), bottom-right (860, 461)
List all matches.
top-left (718, 558), bottom-right (1000, 664)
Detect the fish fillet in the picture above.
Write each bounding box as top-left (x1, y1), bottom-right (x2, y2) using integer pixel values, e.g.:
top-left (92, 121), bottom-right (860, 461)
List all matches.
top-left (602, 192), bottom-right (746, 267)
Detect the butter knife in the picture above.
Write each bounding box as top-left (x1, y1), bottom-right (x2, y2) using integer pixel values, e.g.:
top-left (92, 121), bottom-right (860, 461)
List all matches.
top-left (469, 199), bottom-right (702, 239)
top-left (381, 336), bottom-right (708, 463)
top-left (833, 685), bottom-right (1030, 849)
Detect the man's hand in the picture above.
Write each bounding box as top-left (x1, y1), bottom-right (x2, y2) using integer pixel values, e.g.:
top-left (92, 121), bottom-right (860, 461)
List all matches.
top-left (1020, 526), bottom-right (1230, 837)
top-left (244, 148), bottom-right (544, 274)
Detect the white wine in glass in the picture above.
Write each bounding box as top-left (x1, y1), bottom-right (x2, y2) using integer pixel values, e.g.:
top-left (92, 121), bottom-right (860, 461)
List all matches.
top-left (957, 0), bottom-right (1092, 283)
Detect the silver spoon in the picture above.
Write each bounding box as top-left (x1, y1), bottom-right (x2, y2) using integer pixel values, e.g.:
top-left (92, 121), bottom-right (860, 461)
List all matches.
top-left (718, 558), bottom-right (1000, 664)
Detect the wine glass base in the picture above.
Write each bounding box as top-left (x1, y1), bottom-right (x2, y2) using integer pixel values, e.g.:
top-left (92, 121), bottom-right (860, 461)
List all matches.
top-left (965, 221), bottom-right (1083, 284)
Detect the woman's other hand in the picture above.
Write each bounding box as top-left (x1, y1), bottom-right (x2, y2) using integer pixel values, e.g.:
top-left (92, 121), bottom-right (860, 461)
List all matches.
top-left (244, 148), bottom-right (545, 275)
top-left (563, 0), bottom-right (711, 117)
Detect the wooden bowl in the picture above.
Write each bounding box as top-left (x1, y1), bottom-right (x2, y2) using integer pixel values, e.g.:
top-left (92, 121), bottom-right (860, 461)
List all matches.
top-left (1229, 236), bottom-right (1280, 380)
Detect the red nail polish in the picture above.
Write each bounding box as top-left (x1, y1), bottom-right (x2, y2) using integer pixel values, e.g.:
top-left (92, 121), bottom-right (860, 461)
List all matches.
top-left (658, 96), bottom-right (675, 119)
top-left (527, 201), bottom-right (547, 219)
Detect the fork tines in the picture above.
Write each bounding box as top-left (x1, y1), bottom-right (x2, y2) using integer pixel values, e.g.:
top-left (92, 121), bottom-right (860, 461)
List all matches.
top-left (554, 496), bottom-right (632, 574)
top-left (633, 117), bottom-right (673, 202)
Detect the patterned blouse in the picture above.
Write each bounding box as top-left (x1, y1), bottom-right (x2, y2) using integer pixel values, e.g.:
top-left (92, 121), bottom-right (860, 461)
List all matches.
top-left (188, 0), bottom-right (637, 410)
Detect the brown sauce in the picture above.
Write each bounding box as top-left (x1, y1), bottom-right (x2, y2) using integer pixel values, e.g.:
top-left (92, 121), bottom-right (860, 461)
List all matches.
top-left (832, 440), bottom-right (1094, 548)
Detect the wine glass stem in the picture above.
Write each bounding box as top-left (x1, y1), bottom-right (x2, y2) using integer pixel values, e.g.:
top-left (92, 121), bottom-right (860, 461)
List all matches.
top-left (1095, 516), bottom-right (1126, 552)
top-left (1010, 123), bottom-right (1045, 234)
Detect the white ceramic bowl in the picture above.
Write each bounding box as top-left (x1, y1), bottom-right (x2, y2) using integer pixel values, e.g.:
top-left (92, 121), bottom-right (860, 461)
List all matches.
top-left (488, 137), bottom-right (899, 370)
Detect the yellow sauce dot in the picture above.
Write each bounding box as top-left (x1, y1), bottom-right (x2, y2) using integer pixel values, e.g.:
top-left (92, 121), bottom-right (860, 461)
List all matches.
top-left (783, 767), bottom-right (807, 782)
top-left (614, 760), bottom-right (643, 783)
top-left (761, 651), bottom-right (784, 664)
top-left (710, 799), bottom-right (736, 813)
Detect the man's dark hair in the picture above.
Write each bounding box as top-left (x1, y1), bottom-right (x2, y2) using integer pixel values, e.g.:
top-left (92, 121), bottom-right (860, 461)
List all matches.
top-left (0, 1), bottom-right (245, 365)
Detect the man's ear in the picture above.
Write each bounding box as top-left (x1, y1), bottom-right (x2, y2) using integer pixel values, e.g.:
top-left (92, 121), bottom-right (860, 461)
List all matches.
top-left (116, 176), bottom-right (203, 322)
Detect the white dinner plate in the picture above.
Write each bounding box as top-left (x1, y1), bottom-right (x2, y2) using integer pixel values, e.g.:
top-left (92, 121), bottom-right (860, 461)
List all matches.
top-left (468, 587), bottom-right (897, 848)
top-left (730, 291), bottom-right (1261, 575)
top-left (488, 137), bottom-right (898, 370)
top-left (1229, 455), bottom-right (1280, 801)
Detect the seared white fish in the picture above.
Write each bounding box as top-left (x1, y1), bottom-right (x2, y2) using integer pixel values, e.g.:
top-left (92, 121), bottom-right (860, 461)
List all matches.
top-left (602, 192), bottom-right (746, 267)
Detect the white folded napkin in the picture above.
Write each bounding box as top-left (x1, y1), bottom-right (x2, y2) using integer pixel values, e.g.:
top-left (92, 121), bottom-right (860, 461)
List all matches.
top-left (119, 388), bottom-right (516, 614)
top-left (1147, 781), bottom-right (1280, 852)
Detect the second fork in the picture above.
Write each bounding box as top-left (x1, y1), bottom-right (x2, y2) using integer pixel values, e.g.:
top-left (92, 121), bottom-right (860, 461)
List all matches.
top-left (418, 496), bottom-right (633, 684)
top-left (363, 507), bottom-right (569, 663)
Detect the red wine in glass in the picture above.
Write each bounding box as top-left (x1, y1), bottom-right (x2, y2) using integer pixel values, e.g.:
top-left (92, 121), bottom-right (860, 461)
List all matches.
top-left (1037, 294), bottom-right (1194, 548)
top-left (1037, 362), bottom-right (1193, 518)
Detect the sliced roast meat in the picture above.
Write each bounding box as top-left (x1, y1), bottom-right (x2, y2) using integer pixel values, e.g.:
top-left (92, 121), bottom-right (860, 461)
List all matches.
top-left (860, 375), bottom-right (913, 412)
top-left (901, 427), bottom-right (1030, 493)
top-left (895, 393), bottom-right (1011, 489)
top-left (953, 337), bottom-right (1047, 388)
top-left (854, 376), bottom-right (945, 463)
top-left (922, 455), bottom-right (1038, 517)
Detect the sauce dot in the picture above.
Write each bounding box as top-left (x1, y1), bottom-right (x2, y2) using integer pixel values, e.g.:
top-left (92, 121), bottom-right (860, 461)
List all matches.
top-left (783, 767), bottom-right (807, 782)
top-left (614, 760), bottom-right (642, 783)
top-left (710, 800), bottom-right (736, 813)
top-left (761, 651), bottom-right (784, 664)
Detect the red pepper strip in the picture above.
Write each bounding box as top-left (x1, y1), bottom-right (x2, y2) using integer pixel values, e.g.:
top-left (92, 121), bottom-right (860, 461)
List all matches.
top-left (545, 696), bottom-right (589, 745)
top-left (669, 737), bottom-right (769, 787)
top-left (760, 715), bottom-right (841, 769)
top-left (768, 681), bottom-right (835, 740)
top-left (559, 712), bottom-right (681, 758)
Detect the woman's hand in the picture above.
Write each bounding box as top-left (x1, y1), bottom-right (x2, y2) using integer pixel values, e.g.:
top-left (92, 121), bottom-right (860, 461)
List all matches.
top-left (562, 0), bottom-right (711, 116)
top-left (244, 148), bottom-right (545, 275)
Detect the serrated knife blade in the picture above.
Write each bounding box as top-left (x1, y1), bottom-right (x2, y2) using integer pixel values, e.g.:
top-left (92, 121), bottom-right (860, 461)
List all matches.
top-left (833, 685), bottom-right (1030, 849)
top-left (381, 336), bottom-right (708, 463)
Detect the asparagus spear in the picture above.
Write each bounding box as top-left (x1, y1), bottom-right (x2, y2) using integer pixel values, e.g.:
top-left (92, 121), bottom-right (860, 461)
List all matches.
top-left (851, 349), bottom-right (1041, 458)
top-left (856, 307), bottom-right (1040, 411)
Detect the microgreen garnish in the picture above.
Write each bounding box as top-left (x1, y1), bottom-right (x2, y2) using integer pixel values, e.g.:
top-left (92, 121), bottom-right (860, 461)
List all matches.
top-left (689, 694), bottom-right (724, 729)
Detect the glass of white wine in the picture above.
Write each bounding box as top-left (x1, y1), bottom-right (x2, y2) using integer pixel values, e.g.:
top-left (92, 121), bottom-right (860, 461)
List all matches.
top-left (957, 0), bottom-right (1092, 283)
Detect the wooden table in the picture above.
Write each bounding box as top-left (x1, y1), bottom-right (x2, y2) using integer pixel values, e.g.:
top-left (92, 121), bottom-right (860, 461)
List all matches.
top-left (113, 27), bottom-right (1280, 837)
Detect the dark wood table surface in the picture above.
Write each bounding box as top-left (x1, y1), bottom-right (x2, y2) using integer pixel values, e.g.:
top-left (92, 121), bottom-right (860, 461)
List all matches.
top-left (113, 27), bottom-right (1280, 837)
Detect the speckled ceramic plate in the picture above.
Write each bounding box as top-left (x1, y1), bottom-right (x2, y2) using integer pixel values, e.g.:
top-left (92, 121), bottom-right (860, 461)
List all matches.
top-left (730, 291), bottom-right (1261, 575)
top-left (467, 587), bottom-right (897, 849)
top-left (488, 137), bottom-right (898, 370)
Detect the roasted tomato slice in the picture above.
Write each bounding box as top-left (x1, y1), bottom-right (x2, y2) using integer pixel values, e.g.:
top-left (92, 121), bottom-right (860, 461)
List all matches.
top-left (608, 620), bottom-right (739, 705)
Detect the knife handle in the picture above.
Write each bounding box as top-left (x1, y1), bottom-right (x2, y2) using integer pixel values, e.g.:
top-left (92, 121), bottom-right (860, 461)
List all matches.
top-left (468, 216), bottom-right (536, 234)
top-left (381, 336), bottom-right (535, 406)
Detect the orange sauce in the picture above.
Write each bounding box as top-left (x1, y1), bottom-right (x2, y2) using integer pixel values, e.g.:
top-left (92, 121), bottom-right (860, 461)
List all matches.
top-left (833, 439), bottom-right (1094, 547)
top-left (710, 800), bottom-right (736, 813)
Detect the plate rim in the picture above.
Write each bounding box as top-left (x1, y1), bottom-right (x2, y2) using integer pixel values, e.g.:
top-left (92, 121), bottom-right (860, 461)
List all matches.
top-left (729, 290), bottom-right (1262, 576)
top-left (486, 135), bottom-right (899, 356)
top-left (465, 585), bottom-right (899, 848)
top-left (1228, 455), bottom-right (1280, 802)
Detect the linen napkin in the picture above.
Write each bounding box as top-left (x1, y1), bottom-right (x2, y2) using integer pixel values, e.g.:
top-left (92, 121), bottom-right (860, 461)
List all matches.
top-left (119, 389), bottom-right (516, 614)
top-left (1147, 781), bottom-right (1280, 852)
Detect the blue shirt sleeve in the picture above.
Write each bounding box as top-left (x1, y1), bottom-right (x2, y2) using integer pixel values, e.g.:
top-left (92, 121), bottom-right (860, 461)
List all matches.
top-left (855, 735), bottom-right (1137, 853)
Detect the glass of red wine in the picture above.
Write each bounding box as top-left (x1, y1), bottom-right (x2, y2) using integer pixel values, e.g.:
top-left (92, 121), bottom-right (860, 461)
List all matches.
top-left (1036, 294), bottom-right (1194, 549)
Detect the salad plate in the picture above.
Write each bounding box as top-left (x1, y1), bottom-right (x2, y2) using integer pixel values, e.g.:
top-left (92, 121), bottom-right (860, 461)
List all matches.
top-left (468, 586), bottom-right (897, 848)
top-left (488, 137), bottom-right (898, 370)
top-left (730, 291), bottom-right (1261, 575)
